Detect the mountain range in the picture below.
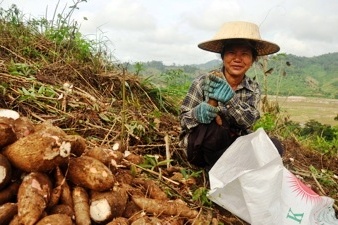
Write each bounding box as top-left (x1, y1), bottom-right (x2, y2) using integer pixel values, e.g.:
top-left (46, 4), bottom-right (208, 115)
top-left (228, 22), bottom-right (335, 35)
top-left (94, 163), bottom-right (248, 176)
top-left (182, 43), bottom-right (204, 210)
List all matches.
top-left (136, 52), bottom-right (338, 99)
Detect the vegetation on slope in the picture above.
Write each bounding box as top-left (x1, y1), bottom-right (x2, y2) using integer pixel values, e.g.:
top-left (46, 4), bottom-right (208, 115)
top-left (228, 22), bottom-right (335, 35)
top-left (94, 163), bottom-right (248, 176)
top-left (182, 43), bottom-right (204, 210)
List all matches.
top-left (0, 2), bottom-right (337, 224)
top-left (130, 52), bottom-right (338, 99)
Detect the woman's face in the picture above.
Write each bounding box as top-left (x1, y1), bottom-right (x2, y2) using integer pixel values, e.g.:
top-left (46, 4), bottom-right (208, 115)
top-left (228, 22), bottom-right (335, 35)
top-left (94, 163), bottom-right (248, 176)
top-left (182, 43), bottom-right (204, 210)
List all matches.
top-left (223, 44), bottom-right (254, 78)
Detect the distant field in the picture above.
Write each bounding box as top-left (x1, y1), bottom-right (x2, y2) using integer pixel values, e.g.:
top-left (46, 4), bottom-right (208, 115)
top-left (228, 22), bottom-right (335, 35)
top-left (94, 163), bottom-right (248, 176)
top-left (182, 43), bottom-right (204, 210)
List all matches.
top-left (268, 96), bottom-right (338, 126)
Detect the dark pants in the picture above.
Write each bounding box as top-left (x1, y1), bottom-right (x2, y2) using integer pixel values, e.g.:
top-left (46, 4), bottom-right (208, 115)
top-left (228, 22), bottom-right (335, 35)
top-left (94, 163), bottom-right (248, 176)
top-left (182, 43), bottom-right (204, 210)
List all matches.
top-left (187, 120), bottom-right (284, 169)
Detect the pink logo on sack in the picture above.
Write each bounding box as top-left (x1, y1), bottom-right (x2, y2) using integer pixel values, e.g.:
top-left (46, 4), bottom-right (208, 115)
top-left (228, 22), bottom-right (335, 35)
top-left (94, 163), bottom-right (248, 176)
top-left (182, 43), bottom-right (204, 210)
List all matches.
top-left (287, 173), bottom-right (321, 203)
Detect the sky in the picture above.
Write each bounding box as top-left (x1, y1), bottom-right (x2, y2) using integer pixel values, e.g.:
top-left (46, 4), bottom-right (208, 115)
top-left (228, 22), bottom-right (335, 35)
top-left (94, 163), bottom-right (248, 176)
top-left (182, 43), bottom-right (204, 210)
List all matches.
top-left (1, 0), bottom-right (338, 65)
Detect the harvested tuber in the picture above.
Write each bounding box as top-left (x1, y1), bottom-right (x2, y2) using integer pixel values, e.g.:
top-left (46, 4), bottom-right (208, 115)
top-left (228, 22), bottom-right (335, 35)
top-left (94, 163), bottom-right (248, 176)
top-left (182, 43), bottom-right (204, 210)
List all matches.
top-left (8, 215), bottom-right (19, 225)
top-left (54, 166), bottom-right (73, 208)
top-left (72, 186), bottom-right (91, 225)
top-left (0, 181), bottom-right (20, 205)
top-left (33, 120), bottom-right (67, 136)
top-left (122, 200), bottom-right (142, 219)
top-left (64, 134), bottom-right (87, 157)
top-left (124, 152), bottom-right (144, 165)
top-left (89, 186), bottom-right (128, 223)
top-left (132, 196), bottom-right (198, 219)
top-left (135, 216), bottom-right (184, 225)
top-left (0, 117), bottom-right (17, 147)
top-left (17, 172), bottom-right (52, 225)
top-left (0, 153), bottom-right (12, 190)
top-left (84, 146), bottom-right (124, 170)
top-left (48, 204), bottom-right (75, 218)
top-left (133, 178), bottom-right (168, 200)
top-left (12, 116), bottom-right (35, 139)
top-left (35, 214), bottom-right (73, 225)
top-left (48, 185), bottom-right (62, 209)
top-left (67, 155), bottom-right (115, 191)
top-left (188, 209), bottom-right (217, 225)
top-left (2, 121), bottom-right (74, 172)
top-left (0, 109), bottom-right (20, 120)
top-left (115, 169), bottom-right (134, 185)
top-left (130, 216), bottom-right (152, 225)
top-left (0, 202), bottom-right (18, 225)
top-left (106, 217), bottom-right (129, 225)
top-left (160, 217), bottom-right (185, 225)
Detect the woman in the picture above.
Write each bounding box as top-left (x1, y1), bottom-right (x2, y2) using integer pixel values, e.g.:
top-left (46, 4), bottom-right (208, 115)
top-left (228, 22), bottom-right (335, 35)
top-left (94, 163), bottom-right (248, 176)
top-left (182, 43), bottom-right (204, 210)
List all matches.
top-left (179, 21), bottom-right (282, 170)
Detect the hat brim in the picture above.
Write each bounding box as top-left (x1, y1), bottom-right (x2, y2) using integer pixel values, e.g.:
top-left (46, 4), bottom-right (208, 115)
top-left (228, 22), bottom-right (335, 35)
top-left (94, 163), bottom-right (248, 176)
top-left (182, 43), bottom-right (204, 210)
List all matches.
top-left (198, 38), bottom-right (280, 56)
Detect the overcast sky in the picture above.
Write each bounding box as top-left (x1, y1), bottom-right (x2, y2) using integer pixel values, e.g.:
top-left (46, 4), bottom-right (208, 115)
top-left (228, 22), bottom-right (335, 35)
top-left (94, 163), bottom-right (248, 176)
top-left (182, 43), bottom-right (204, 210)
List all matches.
top-left (1, 0), bottom-right (338, 65)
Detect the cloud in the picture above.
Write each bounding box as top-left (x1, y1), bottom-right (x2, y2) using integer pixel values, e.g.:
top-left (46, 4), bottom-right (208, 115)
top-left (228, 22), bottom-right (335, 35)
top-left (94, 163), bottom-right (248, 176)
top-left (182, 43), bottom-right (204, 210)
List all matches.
top-left (2, 0), bottom-right (338, 64)
top-left (184, 0), bottom-right (242, 31)
top-left (74, 0), bottom-right (156, 32)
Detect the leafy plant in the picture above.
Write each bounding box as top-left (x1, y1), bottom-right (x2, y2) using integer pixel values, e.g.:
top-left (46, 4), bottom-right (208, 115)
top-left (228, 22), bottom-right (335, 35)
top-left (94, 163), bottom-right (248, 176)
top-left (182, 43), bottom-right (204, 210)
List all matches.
top-left (17, 84), bottom-right (56, 102)
top-left (8, 62), bottom-right (36, 77)
top-left (0, 4), bottom-right (23, 25)
top-left (311, 135), bottom-right (338, 155)
top-left (309, 166), bottom-right (337, 190)
top-left (301, 120), bottom-right (336, 141)
top-left (278, 120), bottom-right (302, 138)
top-left (180, 168), bottom-right (203, 179)
top-left (139, 154), bottom-right (172, 171)
top-left (253, 113), bottom-right (277, 132)
top-left (154, 69), bottom-right (191, 112)
top-left (134, 62), bottom-right (145, 76)
top-left (281, 119), bottom-right (338, 156)
top-left (18, 86), bottom-right (37, 101)
top-left (192, 187), bottom-right (213, 207)
top-left (125, 120), bottom-right (146, 138)
top-left (0, 82), bottom-right (9, 95)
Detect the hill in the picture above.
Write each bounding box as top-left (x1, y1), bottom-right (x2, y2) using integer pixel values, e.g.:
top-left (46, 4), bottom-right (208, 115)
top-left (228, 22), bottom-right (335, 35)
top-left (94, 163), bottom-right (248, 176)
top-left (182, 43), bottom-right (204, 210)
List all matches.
top-left (253, 53), bottom-right (338, 99)
top-left (133, 53), bottom-right (338, 99)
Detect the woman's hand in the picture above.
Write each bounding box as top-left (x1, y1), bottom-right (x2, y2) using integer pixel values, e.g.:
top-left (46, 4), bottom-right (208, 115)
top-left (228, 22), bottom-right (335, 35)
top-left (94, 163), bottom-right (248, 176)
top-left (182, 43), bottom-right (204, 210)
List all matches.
top-left (204, 75), bottom-right (234, 103)
top-left (192, 102), bottom-right (219, 124)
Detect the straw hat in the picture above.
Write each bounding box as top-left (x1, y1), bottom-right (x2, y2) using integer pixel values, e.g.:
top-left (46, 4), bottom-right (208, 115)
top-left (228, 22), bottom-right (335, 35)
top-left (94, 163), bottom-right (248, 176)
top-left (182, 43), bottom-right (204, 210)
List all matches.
top-left (198, 21), bottom-right (280, 56)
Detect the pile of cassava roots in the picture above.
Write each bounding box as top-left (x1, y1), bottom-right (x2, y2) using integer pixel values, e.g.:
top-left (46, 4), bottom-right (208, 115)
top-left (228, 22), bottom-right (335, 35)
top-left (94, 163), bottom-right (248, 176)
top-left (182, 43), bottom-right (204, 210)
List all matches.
top-left (0, 109), bottom-right (218, 225)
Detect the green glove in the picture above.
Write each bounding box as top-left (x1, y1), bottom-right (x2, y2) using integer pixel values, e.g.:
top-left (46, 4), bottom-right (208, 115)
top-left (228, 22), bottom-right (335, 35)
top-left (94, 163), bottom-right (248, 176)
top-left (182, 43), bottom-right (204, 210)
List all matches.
top-left (204, 75), bottom-right (234, 103)
top-left (192, 102), bottom-right (219, 124)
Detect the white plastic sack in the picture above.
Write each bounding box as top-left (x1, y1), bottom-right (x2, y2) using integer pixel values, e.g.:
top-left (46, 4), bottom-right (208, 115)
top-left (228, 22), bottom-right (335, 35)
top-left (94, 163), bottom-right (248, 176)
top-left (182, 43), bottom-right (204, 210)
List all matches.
top-left (208, 128), bottom-right (338, 225)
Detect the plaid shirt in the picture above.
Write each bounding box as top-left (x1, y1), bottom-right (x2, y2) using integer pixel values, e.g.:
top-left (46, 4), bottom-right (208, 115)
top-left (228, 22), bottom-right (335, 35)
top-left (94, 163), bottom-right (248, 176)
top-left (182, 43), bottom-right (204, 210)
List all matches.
top-left (179, 70), bottom-right (261, 148)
